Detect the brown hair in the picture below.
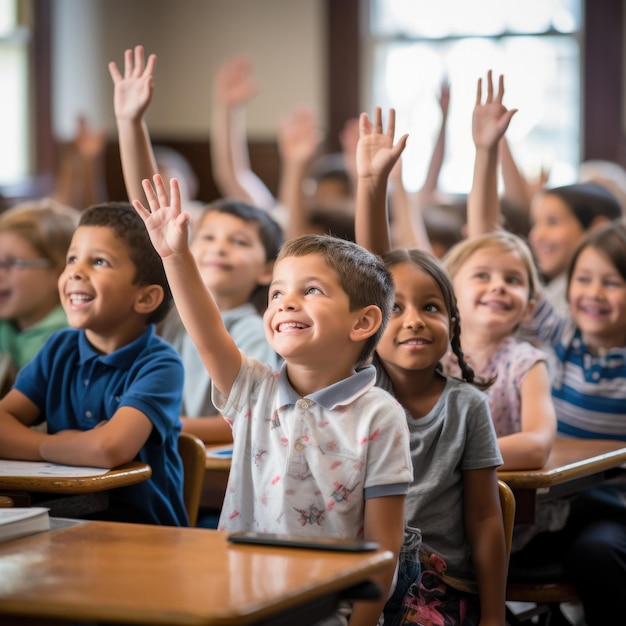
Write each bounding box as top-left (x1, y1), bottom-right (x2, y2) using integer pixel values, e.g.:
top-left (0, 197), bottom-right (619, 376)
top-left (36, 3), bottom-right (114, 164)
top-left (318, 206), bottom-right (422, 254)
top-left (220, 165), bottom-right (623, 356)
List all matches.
top-left (277, 234), bottom-right (393, 367)
top-left (0, 198), bottom-right (80, 274)
top-left (444, 230), bottom-right (542, 303)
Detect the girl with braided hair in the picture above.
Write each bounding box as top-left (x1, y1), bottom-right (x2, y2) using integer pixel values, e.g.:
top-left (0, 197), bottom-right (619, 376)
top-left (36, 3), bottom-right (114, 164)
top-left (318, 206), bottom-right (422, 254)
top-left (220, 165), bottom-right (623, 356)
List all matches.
top-left (354, 106), bottom-right (507, 626)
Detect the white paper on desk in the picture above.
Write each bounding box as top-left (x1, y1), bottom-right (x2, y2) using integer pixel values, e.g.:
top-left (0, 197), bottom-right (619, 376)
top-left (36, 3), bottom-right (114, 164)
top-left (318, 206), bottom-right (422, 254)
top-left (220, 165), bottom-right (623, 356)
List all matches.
top-left (0, 460), bottom-right (109, 477)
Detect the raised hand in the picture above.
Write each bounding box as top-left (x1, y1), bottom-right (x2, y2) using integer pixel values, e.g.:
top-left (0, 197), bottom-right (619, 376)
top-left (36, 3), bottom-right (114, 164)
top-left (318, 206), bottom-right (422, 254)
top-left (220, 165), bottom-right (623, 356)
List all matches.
top-left (472, 70), bottom-right (517, 150)
top-left (72, 114), bottom-right (106, 161)
top-left (215, 54), bottom-right (260, 107)
top-left (109, 45), bottom-right (156, 122)
top-left (356, 107), bottom-right (408, 181)
top-left (133, 175), bottom-right (190, 259)
top-left (278, 105), bottom-right (321, 167)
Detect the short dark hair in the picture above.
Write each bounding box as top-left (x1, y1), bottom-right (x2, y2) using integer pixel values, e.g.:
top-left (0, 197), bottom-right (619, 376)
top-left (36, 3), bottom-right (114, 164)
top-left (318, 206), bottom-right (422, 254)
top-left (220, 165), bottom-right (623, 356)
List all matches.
top-left (546, 182), bottom-right (622, 229)
top-left (79, 202), bottom-right (172, 324)
top-left (277, 234), bottom-right (393, 367)
top-left (199, 199), bottom-right (284, 314)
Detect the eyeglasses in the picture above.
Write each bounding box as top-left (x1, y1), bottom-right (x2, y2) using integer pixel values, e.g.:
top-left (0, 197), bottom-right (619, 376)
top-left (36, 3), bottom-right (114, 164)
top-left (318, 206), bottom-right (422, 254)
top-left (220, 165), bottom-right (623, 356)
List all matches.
top-left (0, 258), bottom-right (52, 271)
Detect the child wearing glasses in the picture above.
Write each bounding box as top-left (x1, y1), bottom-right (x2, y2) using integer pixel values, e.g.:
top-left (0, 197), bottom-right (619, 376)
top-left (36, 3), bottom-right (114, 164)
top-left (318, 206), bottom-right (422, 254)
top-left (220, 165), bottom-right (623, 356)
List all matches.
top-left (0, 200), bottom-right (80, 394)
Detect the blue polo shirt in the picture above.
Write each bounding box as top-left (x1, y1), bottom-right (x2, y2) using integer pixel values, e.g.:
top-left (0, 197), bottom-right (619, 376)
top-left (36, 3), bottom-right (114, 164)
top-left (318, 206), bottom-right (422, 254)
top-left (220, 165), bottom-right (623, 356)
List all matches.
top-left (15, 325), bottom-right (188, 526)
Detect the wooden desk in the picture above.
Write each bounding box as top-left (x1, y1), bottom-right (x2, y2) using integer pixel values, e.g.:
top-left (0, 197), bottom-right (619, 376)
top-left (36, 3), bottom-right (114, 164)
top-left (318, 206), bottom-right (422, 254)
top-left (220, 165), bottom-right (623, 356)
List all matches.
top-left (0, 461), bottom-right (152, 516)
top-left (0, 461), bottom-right (151, 493)
top-left (498, 438), bottom-right (626, 524)
top-left (0, 521), bottom-right (393, 626)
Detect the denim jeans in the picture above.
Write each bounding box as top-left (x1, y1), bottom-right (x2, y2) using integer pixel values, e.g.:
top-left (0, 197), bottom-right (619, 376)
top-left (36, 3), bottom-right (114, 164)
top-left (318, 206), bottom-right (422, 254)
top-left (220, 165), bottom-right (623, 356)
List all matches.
top-left (383, 525), bottom-right (422, 626)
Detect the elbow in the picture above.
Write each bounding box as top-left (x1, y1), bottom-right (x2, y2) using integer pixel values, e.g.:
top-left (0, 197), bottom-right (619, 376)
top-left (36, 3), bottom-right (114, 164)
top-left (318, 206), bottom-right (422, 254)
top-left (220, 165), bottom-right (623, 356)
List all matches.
top-left (88, 439), bottom-right (135, 469)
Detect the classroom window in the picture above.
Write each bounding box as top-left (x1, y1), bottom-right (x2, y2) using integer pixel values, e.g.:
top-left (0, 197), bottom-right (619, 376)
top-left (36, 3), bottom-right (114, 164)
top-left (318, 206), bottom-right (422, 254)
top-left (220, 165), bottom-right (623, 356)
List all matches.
top-left (363, 0), bottom-right (582, 194)
top-left (0, 0), bottom-right (30, 186)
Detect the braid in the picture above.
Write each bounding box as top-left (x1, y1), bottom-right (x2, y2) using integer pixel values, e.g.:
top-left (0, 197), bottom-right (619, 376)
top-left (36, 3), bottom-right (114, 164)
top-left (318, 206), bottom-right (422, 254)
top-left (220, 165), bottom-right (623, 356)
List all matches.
top-left (450, 321), bottom-right (475, 384)
top-left (449, 311), bottom-right (495, 391)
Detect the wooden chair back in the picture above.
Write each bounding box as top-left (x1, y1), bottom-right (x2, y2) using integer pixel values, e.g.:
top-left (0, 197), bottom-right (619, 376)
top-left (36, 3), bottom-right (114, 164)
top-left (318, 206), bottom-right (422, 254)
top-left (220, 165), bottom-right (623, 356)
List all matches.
top-left (177, 432), bottom-right (206, 527)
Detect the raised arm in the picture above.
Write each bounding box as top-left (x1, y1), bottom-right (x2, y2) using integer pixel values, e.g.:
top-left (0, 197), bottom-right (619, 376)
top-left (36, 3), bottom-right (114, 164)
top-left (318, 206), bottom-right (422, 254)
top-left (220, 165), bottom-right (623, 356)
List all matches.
top-left (466, 71), bottom-right (517, 238)
top-left (211, 54), bottom-right (275, 209)
top-left (134, 176), bottom-right (242, 397)
top-left (415, 78), bottom-right (450, 211)
top-left (499, 136), bottom-right (550, 214)
top-left (109, 45), bottom-right (160, 205)
top-left (388, 153), bottom-right (433, 253)
top-left (52, 114), bottom-right (108, 209)
top-left (354, 107), bottom-right (408, 255)
top-left (276, 105), bottom-right (322, 239)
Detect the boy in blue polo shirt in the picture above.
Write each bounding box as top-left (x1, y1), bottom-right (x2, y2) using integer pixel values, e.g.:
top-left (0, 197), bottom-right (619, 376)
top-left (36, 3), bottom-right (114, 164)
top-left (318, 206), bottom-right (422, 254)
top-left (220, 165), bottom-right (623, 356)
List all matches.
top-left (0, 202), bottom-right (188, 526)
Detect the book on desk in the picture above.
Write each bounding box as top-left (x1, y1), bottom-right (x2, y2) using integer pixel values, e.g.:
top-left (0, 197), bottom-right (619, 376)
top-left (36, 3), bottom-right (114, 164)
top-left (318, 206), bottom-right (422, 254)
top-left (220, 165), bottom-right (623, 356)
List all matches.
top-left (0, 507), bottom-right (50, 543)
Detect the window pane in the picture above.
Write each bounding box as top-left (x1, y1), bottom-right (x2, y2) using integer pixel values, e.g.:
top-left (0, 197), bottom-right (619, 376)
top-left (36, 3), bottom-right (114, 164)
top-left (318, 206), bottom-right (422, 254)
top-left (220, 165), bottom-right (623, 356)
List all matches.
top-left (0, 43), bottom-right (28, 184)
top-left (0, 0), bottom-right (17, 35)
top-left (367, 0), bottom-right (581, 194)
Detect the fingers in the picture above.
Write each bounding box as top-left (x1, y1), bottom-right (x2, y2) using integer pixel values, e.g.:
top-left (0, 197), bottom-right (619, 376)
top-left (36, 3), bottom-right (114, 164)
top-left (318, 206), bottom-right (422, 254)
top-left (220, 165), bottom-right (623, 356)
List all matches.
top-left (486, 69), bottom-right (494, 102)
top-left (373, 106), bottom-right (383, 134)
top-left (108, 61), bottom-right (122, 83)
top-left (476, 77), bottom-right (483, 106)
top-left (386, 108), bottom-right (396, 139)
top-left (359, 112), bottom-right (371, 137)
top-left (141, 177), bottom-right (160, 212)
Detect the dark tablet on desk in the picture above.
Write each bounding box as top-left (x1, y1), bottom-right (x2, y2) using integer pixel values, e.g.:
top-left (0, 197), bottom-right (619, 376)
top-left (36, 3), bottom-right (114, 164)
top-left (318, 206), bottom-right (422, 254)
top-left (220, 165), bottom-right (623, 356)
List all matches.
top-left (227, 531), bottom-right (380, 552)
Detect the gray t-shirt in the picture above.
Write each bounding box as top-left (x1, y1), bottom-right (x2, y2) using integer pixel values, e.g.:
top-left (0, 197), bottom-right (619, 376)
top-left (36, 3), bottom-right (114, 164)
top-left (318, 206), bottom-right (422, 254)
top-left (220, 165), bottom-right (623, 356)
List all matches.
top-left (374, 358), bottom-right (503, 583)
top-left (160, 303), bottom-right (280, 417)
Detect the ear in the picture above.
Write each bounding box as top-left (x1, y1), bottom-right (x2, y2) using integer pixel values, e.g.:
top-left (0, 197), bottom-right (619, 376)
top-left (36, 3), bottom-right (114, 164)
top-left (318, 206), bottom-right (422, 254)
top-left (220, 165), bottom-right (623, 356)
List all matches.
top-left (520, 297), bottom-right (537, 323)
top-left (257, 260), bottom-right (275, 287)
top-left (349, 305), bottom-right (383, 343)
top-left (449, 315), bottom-right (458, 339)
top-left (134, 284), bottom-right (165, 316)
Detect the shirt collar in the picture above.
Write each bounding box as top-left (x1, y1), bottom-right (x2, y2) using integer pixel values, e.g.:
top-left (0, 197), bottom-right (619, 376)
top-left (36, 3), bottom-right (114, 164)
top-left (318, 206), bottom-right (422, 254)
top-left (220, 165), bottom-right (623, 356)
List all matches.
top-left (276, 362), bottom-right (376, 410)
top-left (77, 325), bottom-right (155, 368)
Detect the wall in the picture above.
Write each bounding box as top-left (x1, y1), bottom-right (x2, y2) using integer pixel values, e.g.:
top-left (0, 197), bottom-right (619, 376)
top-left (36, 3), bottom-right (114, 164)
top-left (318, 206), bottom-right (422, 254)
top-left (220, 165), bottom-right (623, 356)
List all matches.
top-left (51, 0), bottom-right (325, 139)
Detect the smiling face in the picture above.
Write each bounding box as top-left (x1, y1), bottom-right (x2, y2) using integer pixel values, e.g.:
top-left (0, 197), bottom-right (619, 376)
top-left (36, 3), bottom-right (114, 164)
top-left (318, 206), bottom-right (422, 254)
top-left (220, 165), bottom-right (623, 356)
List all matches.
top-left (191, 211), bottom-right (272, 310)
top-left (529, 193), bottom-right (585, 280)
top-left (0, 231), bottom-right (60, 329)
top-left (451, 244), bottom-right (533, 340)
top-left (568, 245), bottom-right (626, 352)
top-left (58, 225), bottom-right (160, 353)
top-left (376, 263), bottom-right (453, 376)
top-left (263, 253), bottom-right (367, 370)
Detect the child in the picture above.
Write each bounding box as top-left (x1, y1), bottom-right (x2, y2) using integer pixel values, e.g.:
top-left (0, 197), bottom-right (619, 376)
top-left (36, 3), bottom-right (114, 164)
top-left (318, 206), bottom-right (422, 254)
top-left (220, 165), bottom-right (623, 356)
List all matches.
top-left (135, 174), bottom-right (413, 626)
top-left (0, 200), bottom-right (80, 394)
top-left (110, 46), bottom-right (282, 445)
top-left (0, 202), bottom-right (188, 527)
top-left (467, 73), bottom-right (626, 626)
top-left (354, 107), bottom-right (507, 626)
top-left (443, 71), bottom-right (557, 473)
top-left (510, 223), bottom-right (626, 626)
top-left (528, 181), bottom-right (622, 315)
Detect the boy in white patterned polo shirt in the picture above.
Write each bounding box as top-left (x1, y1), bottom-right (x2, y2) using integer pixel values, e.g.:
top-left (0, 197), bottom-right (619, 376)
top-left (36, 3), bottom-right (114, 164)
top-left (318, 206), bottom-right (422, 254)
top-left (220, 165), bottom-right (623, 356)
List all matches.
top-left (136, 174), bottom-right (413, 626)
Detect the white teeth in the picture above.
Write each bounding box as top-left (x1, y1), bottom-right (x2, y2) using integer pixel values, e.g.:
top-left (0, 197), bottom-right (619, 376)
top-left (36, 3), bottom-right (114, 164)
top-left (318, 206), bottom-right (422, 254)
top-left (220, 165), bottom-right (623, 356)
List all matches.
top-left (69, 294), bottom-right (92, 304)
top-left (278, 322), bottom-right (306, 331)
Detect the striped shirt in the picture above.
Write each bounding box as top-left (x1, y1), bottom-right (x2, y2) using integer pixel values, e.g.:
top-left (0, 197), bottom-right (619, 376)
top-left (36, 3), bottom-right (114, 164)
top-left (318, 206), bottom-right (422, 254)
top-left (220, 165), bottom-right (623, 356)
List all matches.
top-left (524, 296), bottom-right (626, 440)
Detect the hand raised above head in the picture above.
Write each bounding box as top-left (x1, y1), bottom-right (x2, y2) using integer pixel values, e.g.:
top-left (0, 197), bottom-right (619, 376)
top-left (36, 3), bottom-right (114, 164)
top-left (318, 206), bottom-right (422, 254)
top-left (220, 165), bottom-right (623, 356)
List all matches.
top-left (109, 45), bottom-right (157, 122)
top-left (133, 175), bottom-right (190, 259)
top-left (356, 107), bottom-right (408, 181)
top-left (472, 69), bottom-right (517, 150)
